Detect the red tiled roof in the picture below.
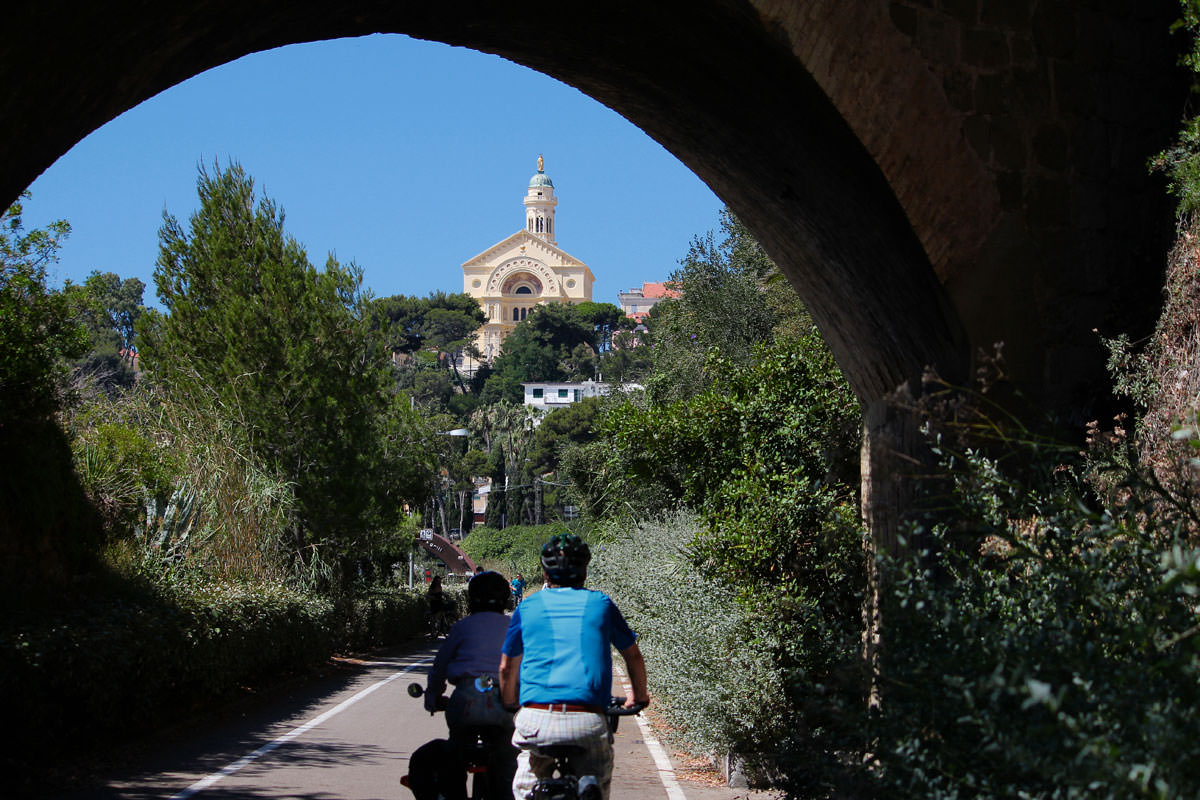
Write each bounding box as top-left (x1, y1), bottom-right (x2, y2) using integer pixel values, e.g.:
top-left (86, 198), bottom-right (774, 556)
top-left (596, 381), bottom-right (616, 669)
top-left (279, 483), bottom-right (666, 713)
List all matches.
top-left (642, 282), bottom-right (679, 299)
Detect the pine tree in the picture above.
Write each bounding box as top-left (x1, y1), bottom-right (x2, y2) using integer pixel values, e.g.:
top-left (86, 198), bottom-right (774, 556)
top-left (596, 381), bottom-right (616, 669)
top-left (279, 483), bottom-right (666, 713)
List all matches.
top-left (139, 163), bottom-right (431, 580)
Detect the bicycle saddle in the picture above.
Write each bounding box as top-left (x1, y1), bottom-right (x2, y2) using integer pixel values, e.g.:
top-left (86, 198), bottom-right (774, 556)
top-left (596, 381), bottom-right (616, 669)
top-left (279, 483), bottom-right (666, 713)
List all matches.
top-left (537, 743), bottom-right (586, 759)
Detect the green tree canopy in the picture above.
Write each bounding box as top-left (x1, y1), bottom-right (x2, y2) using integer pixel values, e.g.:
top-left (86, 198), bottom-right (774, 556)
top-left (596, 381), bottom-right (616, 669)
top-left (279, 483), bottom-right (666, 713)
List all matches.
top-left (561, 206), bottom-right (860, 595)
top-left (647, 209), bottom-right (801, 403)
top-left (74, 271), bottom-right (144, 350)
top-left (370, 291), bottom-right (485, 356)
top-left (371, 291), bottom-right (486, 410)
top-left (0, 195), bottom-right (105, 592)
top-left (63, 270), bottom-right (146, 392)
top-left (527, 395), bottom-right (605, 476)
top-left (138, 162), bottom-right (433, 576)
top-left (573, 300), bottom-right (632, 353)
top-left (0, 196), bottom-right (86, 422)
top-left (481, 302), bottom-right (614, 403)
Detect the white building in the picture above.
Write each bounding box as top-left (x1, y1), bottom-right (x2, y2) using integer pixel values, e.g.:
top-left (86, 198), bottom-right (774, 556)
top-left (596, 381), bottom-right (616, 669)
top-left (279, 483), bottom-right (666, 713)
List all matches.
top-left (521, 380), bottom-right (644, 413)
top-left (617, 281), bottom-right (679, 324)
top-left (523, 380), bottom-right (609, 410)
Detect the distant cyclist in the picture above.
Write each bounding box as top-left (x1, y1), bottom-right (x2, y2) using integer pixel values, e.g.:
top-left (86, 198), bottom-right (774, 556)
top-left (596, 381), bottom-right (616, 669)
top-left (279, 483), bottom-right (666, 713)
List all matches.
top-left (426, 575), bottom-right (450, 637)
top-left (509, 572), bottom-right (526, 607)
top-left (499, 533), bottom-right (649, 800)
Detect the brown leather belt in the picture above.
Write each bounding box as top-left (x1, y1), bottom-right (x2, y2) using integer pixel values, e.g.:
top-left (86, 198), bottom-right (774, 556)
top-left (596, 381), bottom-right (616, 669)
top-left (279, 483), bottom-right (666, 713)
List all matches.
top-left (522, 702), bottom-right (605, 714)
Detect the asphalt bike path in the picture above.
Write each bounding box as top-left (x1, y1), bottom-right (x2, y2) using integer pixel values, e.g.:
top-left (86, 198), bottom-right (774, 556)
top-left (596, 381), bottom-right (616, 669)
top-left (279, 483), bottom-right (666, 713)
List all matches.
top-left (51, 639), bottom-right (778, 800)
top-left (55, 643), bottom-right (438, 799)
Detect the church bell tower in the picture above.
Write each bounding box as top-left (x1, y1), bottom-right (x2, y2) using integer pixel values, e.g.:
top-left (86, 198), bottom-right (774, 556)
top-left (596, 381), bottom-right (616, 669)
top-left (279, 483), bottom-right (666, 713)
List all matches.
top-left (524, 154), bottom-right (558, 245)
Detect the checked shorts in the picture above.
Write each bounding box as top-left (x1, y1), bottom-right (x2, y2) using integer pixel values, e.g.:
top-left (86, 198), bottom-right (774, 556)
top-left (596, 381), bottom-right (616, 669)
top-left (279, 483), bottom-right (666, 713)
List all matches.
top-left (510, 706), bottom-right (613, 800)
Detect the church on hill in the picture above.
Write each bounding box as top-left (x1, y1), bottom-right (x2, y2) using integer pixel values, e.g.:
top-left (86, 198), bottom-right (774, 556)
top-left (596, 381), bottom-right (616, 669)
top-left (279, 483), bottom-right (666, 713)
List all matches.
top-left (461, 156), bottom-right (595, 364)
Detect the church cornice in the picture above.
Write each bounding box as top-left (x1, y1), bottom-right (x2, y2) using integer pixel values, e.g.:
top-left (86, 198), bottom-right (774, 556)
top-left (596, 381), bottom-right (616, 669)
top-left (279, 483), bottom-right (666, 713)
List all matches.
top-left (461, 230), bottom-right (586, 269)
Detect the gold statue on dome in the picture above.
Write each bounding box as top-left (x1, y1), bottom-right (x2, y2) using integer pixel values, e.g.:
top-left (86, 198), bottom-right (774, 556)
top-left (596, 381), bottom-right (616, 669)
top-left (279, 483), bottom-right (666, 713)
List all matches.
top-left (537, 154), bottom-right (544, 172)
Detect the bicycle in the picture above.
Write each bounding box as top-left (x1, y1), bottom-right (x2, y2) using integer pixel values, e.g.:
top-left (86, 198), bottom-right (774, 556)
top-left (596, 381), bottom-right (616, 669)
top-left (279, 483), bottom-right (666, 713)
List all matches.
top-left (427, 608), bottom-right (452, 639)
top-left (401, 681), bottom-right (513, 800)
top-left (524, 696), bottom-right (646, 800)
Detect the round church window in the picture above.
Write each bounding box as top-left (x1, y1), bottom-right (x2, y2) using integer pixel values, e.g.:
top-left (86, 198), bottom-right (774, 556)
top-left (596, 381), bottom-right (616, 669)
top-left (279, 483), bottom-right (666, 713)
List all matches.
top-left (472, 279), bottom-right (481, 288)
top-left (566, 279), bottom-right (576, 289)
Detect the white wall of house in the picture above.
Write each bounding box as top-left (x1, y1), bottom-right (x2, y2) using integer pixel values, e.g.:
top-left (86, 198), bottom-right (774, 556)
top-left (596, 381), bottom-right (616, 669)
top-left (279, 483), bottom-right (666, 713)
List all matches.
top-left (522, 380), bottom-right (610, 409)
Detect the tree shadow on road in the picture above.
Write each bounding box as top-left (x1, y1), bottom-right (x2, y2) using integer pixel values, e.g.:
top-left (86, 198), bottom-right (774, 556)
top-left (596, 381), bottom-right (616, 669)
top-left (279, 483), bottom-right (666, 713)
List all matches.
top-left (43, 643), bottom-right (437, 800)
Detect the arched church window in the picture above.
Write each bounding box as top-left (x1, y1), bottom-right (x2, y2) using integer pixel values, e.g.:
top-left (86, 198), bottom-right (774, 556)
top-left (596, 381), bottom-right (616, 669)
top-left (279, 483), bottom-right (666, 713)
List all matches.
top-left (513, 308), bottom-right (520, 322)
top-left (548, 218), bottom-right (553, 234)
top-left (520, 307), bottom-right (527, 321)
top-left (515, 286), bottom-right (532, 295)
top-left (536, 218), bottom-right (543, 233)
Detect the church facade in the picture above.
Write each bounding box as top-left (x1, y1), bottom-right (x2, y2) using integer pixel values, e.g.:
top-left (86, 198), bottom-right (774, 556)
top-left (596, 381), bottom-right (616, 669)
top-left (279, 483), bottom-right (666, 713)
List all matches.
top-left (462, 157), bottom-right (595, 363)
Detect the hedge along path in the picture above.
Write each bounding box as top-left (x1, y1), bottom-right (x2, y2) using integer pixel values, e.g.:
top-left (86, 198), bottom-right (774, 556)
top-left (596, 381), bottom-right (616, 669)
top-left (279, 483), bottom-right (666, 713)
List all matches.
top-left (170, 656), bottom-right (432, 799)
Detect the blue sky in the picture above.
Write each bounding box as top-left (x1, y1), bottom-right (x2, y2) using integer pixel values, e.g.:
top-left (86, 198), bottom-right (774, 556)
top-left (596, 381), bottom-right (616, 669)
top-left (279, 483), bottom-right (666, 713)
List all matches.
top-left (21, 34), bottom-right (723, 310)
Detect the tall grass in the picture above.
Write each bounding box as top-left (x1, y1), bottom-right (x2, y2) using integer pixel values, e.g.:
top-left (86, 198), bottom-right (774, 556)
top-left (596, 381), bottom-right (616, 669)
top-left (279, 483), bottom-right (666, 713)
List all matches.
top-left (68, 380), bottom-right (295, 582)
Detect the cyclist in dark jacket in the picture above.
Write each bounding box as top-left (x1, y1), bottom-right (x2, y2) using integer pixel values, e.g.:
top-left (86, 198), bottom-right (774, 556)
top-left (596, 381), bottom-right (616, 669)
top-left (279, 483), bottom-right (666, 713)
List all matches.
top-left (408, 571), bottom-right (517, 800)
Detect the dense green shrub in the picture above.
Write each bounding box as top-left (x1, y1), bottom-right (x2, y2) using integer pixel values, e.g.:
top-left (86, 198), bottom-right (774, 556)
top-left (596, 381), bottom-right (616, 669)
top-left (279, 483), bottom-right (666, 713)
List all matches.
top-left (865, 380), bottom-right (1200, 799)
top-left (0, 576), bottom-right (427, 774)
top-left (590, 511), bottom-right (786, 756)
top-left (563, 333), bottom-right (867, 794)
top-left (592, 510), bottom-right (866, 795)
top-left (2, 579), bottom-right (323, 756)
top-left (558, 213), bottom-right (866, 795)
top-left (566, 335), bottom-right (861, 597)
top-left (334, 587), bottom-right (442, 651)
top-left (459, 523), bottom-right (579, 581)
top-left (1, 198), bottom-right (106, 594)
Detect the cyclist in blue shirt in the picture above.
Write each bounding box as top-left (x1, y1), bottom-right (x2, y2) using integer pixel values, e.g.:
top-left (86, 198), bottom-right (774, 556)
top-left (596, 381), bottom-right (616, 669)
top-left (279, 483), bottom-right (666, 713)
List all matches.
top-left (499, 534), bottom-right (649, 800)
top-left (509, 572), bottom-right (526, 606)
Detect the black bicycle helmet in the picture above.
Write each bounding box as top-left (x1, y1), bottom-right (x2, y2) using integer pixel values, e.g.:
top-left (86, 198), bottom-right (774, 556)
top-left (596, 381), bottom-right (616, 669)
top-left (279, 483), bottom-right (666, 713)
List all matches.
top-left (540, 533), bottom-right (591, 585)
top-left (468, 570), bottom-right (512, 613)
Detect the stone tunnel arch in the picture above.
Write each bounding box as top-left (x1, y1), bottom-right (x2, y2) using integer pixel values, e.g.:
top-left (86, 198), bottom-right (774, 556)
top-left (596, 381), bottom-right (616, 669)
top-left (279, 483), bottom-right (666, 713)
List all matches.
top-left (1, 1), bottom-right (1187, 547)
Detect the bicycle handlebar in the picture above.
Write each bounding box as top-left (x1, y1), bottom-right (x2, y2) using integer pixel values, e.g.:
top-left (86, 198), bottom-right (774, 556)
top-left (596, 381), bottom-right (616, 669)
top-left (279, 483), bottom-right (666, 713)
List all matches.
top-left (411, 682), bottom-right (646, 717)
top-left (407, 681), bottom-right (449, 711)
top-left (606, 696), bottom-right (647, 716)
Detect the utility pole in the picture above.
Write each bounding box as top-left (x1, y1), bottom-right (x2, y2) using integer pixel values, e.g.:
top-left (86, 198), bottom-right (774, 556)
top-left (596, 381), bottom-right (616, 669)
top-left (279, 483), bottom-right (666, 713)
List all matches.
top-left (501, 472), bottom-right (508, 529)
top-left (534, 476), bottom-right (543, 525)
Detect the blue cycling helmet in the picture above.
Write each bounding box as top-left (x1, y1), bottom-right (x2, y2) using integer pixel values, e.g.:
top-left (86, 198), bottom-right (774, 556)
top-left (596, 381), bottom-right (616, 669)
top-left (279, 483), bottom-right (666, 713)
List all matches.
top-left (540, 533), bottom-right (591, 585)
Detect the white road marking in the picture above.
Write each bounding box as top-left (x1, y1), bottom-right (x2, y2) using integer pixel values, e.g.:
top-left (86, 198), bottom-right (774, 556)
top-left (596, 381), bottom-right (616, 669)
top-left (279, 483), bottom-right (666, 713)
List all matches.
top-left (170, 657), bottom-right (432, 799)
top-left (614, 665), bottom-right (689, 800)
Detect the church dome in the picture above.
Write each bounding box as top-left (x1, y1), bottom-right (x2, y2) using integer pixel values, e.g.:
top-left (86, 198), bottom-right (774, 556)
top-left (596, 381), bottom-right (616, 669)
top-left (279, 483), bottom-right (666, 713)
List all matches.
top-left (528, 155), bottom-right (554, 189)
